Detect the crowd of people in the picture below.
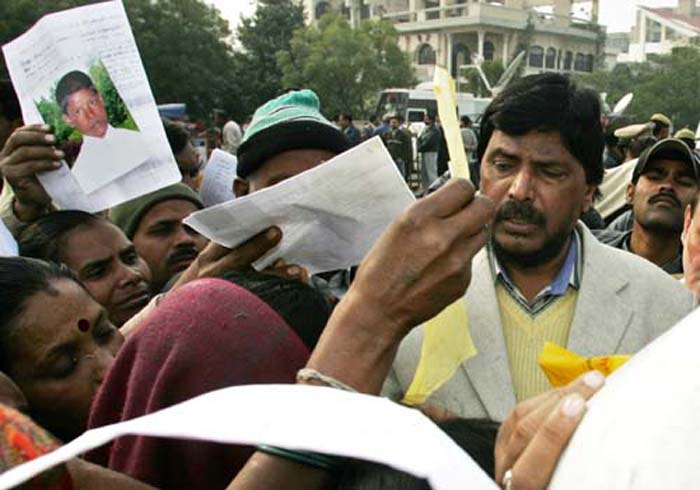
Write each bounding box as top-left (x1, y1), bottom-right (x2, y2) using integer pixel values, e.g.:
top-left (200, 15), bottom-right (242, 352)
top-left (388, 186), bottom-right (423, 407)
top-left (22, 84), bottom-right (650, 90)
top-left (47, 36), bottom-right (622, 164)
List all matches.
top-left (0, 66), bottom-right (698, 490)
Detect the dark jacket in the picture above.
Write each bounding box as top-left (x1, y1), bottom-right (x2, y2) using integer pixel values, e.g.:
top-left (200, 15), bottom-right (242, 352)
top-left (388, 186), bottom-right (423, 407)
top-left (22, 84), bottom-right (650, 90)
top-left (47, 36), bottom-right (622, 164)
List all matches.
top-left (383, 127), bottom-right (413, 165)
top-left (417, 124), bottom-right (441, 153)
top-left (594, 228), bottom-right (683, 275)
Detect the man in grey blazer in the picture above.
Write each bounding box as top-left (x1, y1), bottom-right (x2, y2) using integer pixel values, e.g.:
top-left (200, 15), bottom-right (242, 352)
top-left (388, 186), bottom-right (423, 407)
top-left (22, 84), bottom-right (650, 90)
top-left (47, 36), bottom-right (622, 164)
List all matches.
top-left (384, 74), bottom-right (695, 421)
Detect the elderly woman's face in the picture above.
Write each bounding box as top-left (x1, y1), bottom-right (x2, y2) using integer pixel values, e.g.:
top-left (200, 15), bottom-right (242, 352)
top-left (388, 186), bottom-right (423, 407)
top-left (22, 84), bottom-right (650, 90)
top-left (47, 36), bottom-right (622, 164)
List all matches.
top-left (5, 279), bottom-right (123, 441)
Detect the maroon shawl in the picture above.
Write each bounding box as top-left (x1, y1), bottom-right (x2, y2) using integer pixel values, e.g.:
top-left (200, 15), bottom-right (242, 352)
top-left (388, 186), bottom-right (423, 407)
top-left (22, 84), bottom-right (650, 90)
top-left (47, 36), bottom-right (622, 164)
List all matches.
top-left (87, 278), bottom-right (310, 489)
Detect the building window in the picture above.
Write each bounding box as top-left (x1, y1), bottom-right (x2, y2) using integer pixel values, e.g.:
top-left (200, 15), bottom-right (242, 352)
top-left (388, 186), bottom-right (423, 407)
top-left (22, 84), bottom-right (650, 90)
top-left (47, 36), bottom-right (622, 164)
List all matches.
top-left (528, 45), bottom-right (544, 68)
top-left (574, 52), bottom-right (585, 71)
top-left (584, 54), bottom-right (594, 72)
top-left (425, 0), bottom-right (439, 20)
top-left (645, 18), bottom-right (662, 43)
top-left (666, 27), bottom-right (680, 41)
top-left (417, 44), bottom-right (436, 65)
top-left (452, 43), bottom-right (471, 77)
top-left (361, 1), bottom-right (370, 19)
top-left (564, 51), bottom-right (573, 70)
top-left (483, 41), bottom-right (495, 61)
top-left (315, 1), bottom-right (330, 19)
top-left (545, 47), bottom-right (556, 69)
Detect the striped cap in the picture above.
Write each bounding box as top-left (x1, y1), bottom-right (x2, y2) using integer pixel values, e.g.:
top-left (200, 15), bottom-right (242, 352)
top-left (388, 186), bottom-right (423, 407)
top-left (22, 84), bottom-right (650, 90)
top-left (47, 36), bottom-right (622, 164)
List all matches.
top-left (236, 89), bottom-right (350, 178)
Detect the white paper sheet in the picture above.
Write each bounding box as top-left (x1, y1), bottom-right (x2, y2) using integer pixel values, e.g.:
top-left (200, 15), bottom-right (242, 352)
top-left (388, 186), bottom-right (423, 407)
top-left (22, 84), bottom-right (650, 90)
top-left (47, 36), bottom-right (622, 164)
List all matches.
top-left (2, 0), bottom-right (180, 212)
top-left (0, 219), bottom-right (18, 256)
top-left (200, 149), bottom-right (238, 207)
top-left (550, 307), bottom-right (700, 489)
top-left (184, 137), bottom-right (416, 275)
top-left (0, 385), bottom-right (497, 490)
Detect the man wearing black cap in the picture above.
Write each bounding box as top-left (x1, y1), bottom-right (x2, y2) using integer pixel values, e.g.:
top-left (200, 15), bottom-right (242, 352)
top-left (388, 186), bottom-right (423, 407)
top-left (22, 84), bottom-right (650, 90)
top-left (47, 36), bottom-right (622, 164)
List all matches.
top-left (232, 89), bottom-right (352, 295)
top-left (234, 89), bottom-right (349, 197)
top-left (595, 138), bottom-right (700, 274)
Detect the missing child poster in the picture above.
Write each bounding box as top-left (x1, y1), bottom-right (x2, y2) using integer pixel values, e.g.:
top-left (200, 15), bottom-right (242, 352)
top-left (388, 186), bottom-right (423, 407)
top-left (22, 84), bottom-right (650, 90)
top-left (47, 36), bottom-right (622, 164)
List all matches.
top-left (2, 0), bottom-right (180, 212)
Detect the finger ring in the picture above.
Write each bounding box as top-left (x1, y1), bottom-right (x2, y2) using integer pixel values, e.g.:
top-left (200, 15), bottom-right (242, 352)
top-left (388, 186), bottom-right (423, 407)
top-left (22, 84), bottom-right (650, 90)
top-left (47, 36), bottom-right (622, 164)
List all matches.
top-left (501, 469), bottom-right (513, 490)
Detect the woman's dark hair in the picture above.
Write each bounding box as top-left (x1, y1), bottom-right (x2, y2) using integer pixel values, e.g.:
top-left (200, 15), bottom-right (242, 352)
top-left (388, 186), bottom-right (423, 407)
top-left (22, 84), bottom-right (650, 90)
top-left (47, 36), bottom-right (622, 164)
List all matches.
top-left (0, 257), bottom-right (78, 373)
top-left (220, 269), bottom-right (333, 350)
top-left (332, 418), bottom-right (499, 489)
top-left (162, 117), bottom-right (190, 155)
top-left (18, 210), bottom-right (102, 263)
top-left (477, 73), bottom-right (604, 188)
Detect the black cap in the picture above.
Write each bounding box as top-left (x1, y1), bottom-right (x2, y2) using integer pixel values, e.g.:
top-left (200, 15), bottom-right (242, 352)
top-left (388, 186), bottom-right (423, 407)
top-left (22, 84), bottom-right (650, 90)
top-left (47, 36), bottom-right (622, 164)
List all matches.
top-left (632, 138), bottom-right (700, 184)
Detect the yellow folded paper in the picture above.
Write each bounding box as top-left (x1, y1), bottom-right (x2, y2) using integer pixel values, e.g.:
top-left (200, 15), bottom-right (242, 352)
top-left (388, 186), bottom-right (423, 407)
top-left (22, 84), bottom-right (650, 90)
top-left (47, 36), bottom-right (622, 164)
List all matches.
top-left (402, 300), bottom-right (477, 405)
top-left (402, 67), bottom-right (477, 406)
top-left (538, 342), bottom-right (630, 388)
top-left (433, 66), bottom-right (470, 181)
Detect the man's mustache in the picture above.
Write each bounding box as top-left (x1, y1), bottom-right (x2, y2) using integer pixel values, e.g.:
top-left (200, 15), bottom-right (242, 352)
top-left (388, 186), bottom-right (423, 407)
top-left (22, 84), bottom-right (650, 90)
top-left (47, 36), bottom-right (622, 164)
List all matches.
top-left (649, 193), bottom-right (681, 208)
top-left (494, 200), bottom-right (546, 226)
top-left (167, 246), bottom-right (198, 266)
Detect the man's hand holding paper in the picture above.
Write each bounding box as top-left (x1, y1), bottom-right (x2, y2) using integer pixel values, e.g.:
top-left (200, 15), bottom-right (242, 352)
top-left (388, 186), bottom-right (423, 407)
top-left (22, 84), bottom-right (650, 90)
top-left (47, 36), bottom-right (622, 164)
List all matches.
top-left (0, 125), bottom-right (59, 222)
top-left (184, 137), bottom-right (416, 276)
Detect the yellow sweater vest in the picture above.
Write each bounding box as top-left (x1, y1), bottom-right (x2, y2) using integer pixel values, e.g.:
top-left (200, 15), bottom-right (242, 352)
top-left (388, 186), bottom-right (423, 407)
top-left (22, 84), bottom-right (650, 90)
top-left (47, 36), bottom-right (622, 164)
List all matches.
top-left (496, 283), bottom-right (579, 402)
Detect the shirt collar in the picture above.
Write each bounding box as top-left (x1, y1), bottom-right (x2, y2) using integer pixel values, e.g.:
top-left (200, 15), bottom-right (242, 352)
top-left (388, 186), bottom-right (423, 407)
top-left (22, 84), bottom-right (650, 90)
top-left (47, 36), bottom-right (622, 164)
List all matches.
top-left (490, 229), bottom-right (582, 306)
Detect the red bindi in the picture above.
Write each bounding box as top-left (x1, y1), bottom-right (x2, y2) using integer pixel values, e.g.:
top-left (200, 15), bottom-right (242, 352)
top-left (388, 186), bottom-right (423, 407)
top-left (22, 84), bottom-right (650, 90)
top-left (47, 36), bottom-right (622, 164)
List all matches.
top-left (78, 319), bottom-right (90, 332)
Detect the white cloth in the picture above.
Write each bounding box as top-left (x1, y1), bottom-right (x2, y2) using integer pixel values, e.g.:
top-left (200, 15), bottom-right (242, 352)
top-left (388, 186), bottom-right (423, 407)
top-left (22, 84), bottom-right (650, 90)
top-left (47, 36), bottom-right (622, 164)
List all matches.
top-left (71, 125), bottom-right (151, 194)
top-left (460, 127), bottom-right (478, 153)
top-left (222, 120), bottom-right (242, 154)
top-left (421, 152), bottom-right (439, 191)
top-left (595, 158), bottom-right (636, 219)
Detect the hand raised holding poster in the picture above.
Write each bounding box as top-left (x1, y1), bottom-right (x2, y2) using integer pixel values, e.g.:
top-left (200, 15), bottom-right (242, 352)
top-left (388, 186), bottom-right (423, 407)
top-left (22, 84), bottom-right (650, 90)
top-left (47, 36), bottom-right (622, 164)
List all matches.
top-left (2, 0), bottom-right (180, 212)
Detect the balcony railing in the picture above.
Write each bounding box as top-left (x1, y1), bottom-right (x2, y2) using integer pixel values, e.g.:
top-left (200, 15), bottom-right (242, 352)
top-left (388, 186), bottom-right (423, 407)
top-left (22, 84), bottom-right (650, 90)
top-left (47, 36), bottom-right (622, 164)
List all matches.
top-left (378, 2), bottom-right (597, 32)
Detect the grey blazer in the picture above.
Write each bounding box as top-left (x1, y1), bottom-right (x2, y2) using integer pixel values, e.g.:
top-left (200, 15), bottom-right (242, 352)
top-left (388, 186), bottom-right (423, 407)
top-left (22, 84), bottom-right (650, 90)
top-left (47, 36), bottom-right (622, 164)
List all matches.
top-left (383, 223), bottom-right (695, 421)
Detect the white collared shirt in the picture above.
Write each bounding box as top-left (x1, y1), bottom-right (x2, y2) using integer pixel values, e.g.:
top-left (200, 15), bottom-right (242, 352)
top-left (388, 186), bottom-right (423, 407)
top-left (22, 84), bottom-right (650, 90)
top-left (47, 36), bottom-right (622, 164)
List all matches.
top-left (71, 125), bottom-right (152, 194)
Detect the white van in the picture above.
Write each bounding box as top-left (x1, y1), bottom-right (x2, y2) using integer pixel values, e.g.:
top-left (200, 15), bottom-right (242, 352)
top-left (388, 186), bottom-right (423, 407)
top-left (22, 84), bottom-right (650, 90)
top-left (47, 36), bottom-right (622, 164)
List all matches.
top-left (374, 85), bottom-right (491, 127)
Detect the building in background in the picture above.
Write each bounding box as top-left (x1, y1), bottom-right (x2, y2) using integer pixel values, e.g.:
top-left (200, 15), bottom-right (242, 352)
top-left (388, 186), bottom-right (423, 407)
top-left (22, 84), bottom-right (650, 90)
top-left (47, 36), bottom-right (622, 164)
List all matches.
top-left (618, 0), bottom-right (700, 63)
top-left (604, 32), bottom-right (630, 69)
top-left (302, 0), bottom-right (602, 82)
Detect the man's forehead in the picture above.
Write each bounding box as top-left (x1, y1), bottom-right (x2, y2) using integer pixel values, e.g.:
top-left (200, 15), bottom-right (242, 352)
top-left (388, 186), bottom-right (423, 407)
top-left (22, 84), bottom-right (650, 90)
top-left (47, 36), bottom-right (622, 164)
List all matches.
top-left (67, 87), bottom-right (96, 104)
top-left (254, 148), bottom-right (337, 177)
top-left (487, 129), bottom-right (575, 160)
top-left (141, 199), bottom-right (199, 223)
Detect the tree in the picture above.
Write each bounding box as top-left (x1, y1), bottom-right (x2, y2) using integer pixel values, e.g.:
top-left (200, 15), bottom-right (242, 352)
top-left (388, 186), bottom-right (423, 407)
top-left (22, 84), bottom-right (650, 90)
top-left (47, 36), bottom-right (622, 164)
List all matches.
top-left (577, 46), bottom-right (700, 130)
top-left (234, 0), bottom-right (306, 119)
top-left (1, 0), bottom-right (240, 120)
top-left (124, 0), bottom-right (239, 120)
top-left (460, 60), bottom-right (505, 98)
top-left (278, 14), bottom-right (416, 119)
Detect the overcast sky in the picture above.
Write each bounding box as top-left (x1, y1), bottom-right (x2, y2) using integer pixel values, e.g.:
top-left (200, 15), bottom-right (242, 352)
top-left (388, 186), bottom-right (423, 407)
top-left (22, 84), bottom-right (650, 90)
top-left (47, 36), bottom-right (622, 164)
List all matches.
top-left (205, 0), bottom-right (682, 33)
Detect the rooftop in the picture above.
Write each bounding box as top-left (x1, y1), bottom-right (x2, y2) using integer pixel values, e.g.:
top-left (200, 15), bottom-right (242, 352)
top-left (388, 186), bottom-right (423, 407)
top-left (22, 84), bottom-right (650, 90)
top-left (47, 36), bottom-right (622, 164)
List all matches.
top-left (642, 6), bottom-right (700, 34)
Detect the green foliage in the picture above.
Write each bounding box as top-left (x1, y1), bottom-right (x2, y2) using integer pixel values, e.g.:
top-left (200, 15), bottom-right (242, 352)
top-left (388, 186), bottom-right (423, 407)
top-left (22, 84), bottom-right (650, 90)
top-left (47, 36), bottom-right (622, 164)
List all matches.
top-left (234, 0), bottom-right (306, 119)
top-left (124, 0), bottom-right (239, 120)
top-left (278, 14), bottom-right (416, 118)
top-left (460, 60), bottom-right (505, 98)
top-left (89, 61), bottom-right (137, 130)
top-left (577, 45), bottom-right (700, 129)
top-left (35, 95), bottom-right (79, 143)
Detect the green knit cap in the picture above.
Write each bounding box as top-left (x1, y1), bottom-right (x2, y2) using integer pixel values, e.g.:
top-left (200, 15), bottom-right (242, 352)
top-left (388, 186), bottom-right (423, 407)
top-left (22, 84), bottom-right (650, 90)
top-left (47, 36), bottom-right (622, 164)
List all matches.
top-left (109, 183), bottom-right (203, 239)
top-left (236, 89), bottom-right (349, 178)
